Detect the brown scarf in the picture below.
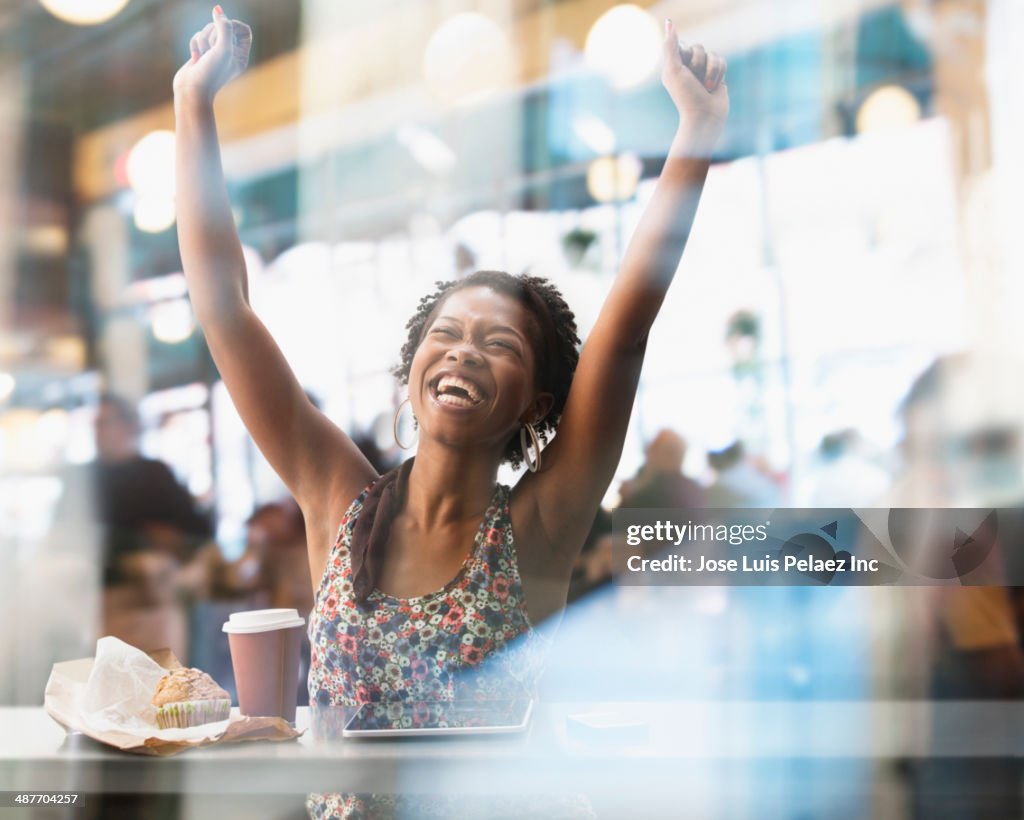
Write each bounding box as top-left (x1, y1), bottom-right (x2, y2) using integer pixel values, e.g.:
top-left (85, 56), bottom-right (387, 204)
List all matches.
top-left (350, 457), bottom-right (414, 605)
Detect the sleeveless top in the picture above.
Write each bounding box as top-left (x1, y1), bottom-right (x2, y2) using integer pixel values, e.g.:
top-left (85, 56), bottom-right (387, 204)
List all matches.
top-left (304, 479), bottom-right (592, 820)
top-left (307, 478), bottom-right (548, 711)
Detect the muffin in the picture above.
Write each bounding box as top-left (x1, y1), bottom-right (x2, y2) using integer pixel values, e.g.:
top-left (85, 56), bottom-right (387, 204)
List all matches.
top-left (152, 668), bottom-right (232, 729)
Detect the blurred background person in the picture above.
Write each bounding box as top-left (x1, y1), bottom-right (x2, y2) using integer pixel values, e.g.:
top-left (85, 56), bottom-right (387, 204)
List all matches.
top-left (878, 353), bottom-right (1024, 819)
top-left (571, 428), bottom-right (707, 597)
top-left (54, 393), bottom-right (213, 662)
top-left (884, 355), bottom-right (1024, 698)
top-left (806, 428), bottom-right (890, 507)
top-left (617, 428), bottom-right (706, 510)
top-left (706, 439), bottom-right (784, 508)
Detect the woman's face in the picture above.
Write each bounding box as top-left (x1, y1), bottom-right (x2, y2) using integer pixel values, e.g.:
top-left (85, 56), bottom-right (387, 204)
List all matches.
top-left (408, 286), bottom-right (550, 455)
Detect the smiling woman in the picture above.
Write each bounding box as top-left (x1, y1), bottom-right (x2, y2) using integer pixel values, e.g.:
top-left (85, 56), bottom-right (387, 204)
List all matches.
top-left (394, 270), bottom-right (580, 469)
top-left (173, 6), bottom-right (727, 819)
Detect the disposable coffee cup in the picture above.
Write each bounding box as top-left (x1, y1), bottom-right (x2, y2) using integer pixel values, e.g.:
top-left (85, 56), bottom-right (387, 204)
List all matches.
top-left (223, 608), bottom-right (305, 722)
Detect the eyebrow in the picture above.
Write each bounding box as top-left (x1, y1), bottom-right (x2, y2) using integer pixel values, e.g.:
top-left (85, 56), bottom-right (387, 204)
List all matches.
top-left (435, 316), bottom-right (526, 342)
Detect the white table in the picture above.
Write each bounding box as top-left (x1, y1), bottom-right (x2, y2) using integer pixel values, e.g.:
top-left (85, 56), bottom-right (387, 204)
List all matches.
top-left (1, 701), bottom-right (1022, 799)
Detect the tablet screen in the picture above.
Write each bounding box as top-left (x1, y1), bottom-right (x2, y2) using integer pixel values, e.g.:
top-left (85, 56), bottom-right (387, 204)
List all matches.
top-left (343, 699), bottom-right (534, 737)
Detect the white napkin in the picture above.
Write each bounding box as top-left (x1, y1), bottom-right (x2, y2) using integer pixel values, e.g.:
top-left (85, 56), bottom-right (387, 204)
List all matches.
top-left (81, 637), bottom-right (168, 734)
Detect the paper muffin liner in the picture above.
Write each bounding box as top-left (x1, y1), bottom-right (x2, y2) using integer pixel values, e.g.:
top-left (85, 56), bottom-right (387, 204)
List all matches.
top-left (155, 698), bottom-right (231, 729)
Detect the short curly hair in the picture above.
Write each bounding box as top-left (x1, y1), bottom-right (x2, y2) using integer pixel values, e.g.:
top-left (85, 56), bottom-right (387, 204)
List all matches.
top-left (392, 270), bottom-right (581, 469)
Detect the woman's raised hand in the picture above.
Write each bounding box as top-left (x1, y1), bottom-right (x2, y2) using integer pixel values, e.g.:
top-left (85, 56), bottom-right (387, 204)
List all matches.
top-left (173, 5), bottom-right (252, 102)
top-left (661, 20), bottom-right (729, 141)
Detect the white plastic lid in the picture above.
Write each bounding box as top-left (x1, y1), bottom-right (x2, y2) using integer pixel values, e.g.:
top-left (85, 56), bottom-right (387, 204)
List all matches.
top-left (222, 608), bottom-right (305, 634)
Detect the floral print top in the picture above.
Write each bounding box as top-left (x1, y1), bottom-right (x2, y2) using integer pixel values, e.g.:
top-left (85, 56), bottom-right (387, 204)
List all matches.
top-left (307, 478), bottom-right (548, 711)
top-left (304, 478), bottom-right (589, 820)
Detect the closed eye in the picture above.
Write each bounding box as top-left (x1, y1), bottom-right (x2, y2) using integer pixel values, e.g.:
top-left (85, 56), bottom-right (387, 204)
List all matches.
top-left (431, 327), bottom-right (459, 338)
top-left (488, 339), bottom-right (522, 355)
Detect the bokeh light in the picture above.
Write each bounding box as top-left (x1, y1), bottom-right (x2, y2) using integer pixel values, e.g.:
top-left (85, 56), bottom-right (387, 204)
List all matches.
top-left (856, 85), bottom-right (922, 134)
top-left (584, 4), bottom-right (662, 89)
top-left (0, 372), bottom-right (14, 403)
top-left (126, 130), bottom-right (176, 196)
top-left (133, 194), bottom-right (176, 233)
top-left (38, 0), bottom-right (129, 26)
top-left (422, 13), bottom-right (513, 106)
top-left (586, 153), bottom-right (643, 202)
top-left (150, 300), bottom-right (195, 344)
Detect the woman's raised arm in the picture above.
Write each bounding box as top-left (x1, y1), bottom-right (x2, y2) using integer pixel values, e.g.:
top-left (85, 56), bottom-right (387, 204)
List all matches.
top-left (516, 21), bottom-right (728, 559)
top-left (173, 8), bottom-right (376, 516)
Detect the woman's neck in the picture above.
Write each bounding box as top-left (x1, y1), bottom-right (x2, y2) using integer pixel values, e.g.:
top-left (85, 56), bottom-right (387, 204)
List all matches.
top-left (403, 439), bottom-right (501, 530)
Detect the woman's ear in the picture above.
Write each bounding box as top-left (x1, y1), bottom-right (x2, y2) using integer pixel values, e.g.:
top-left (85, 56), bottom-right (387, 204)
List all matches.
top-left (524, 392), bottom-right (554, 427)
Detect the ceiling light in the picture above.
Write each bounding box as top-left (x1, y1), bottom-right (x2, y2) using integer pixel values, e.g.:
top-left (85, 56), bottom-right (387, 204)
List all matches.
top-left (585, 5), bottom-right (662, 89)
top-left (38, 0), bottom-right (129, 26)
top-left (423, 13), bottom-right (513, 106)
top-left (126, 130), bottom-right (176, 196)
top-left (856, 85), bottom-right (921, 134)
top-left (133, 194), bottom-right (176, 233)
top-left (586, 153), bottom-right (643, 203)
top-left (151, 300), bottom-right (195, 344)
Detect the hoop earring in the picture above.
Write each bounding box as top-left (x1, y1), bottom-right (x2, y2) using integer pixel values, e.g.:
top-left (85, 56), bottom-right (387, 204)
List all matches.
top-left (520, 422), bottom-right (541, 473)
top-left (393, 398), bottom-right (418, 450)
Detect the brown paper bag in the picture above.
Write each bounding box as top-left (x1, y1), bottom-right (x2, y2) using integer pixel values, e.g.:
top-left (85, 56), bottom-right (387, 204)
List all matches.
top-left (44, 647), bottom-right (302, 756)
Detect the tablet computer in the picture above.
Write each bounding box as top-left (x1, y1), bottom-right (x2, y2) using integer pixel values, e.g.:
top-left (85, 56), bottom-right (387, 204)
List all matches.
top-left (342, 699), bottom-right (534, 738)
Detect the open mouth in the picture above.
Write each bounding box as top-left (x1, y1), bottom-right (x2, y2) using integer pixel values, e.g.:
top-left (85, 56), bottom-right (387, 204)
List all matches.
top-left (429, 374), bottom-right (486, 408)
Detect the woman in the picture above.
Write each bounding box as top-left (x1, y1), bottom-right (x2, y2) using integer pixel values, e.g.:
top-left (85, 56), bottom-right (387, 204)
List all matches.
top-left (175, 6), bottom-right (727, 816)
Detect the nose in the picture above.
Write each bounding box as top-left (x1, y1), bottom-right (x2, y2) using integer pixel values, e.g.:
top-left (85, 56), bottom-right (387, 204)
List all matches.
top-left (445, 341), bottom-right (483, 366)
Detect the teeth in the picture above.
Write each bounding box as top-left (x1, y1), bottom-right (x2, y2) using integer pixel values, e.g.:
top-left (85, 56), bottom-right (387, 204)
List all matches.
top-left (436, 392), bottom-right (476, 408)
top-left (437, 375), bottom-right (483, 403)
